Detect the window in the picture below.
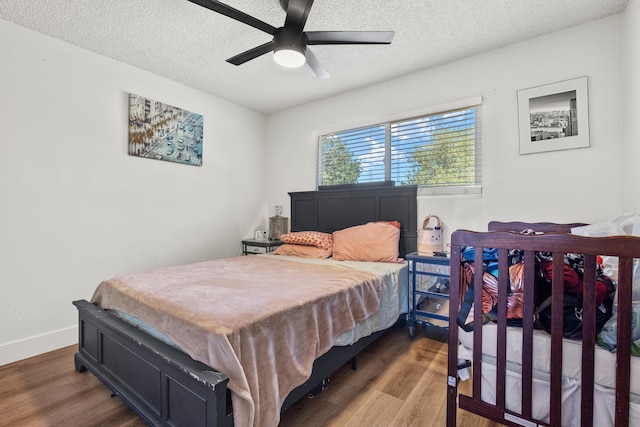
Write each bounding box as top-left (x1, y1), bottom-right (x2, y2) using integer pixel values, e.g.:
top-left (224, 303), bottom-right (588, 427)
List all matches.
top-left (317, 98), bottom-right (482, 195)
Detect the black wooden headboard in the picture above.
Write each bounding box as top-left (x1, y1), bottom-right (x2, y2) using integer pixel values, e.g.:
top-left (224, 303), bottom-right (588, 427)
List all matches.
top-left (288, 185), bottom-right (418, 257)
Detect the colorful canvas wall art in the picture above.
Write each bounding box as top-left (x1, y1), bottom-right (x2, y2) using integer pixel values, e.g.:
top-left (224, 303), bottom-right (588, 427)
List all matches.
top-left (128, 94), bottom-right (203, 166)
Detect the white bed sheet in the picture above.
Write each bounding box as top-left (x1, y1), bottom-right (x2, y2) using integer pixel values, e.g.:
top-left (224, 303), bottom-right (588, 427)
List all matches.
top-left (264, 255), bottom-right (409, 346)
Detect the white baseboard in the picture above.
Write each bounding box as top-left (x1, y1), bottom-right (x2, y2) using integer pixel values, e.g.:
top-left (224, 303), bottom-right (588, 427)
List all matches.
top-left (0, 326), bottom-right (78, 366)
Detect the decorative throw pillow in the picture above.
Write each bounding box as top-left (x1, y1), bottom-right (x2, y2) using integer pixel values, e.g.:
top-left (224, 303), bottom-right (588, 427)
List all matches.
top-left (375, 220), bottom-right (401, 229)
top-left (279, 231), bottom-right (333, 250)
top-left (271, 244), bottom-right (332, 259)
top-left (332, 222), bottom-right (401, 262)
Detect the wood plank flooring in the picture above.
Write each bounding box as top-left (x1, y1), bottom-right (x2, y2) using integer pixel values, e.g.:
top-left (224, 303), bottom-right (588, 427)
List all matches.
top-left (0, 324), bottom-right (498, 426)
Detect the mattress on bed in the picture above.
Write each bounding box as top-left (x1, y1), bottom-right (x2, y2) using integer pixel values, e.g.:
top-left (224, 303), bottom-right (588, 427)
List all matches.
top-left (112, 254), bottom-right (408, 349)
top-left (459, 324), bottom-right (640, 396)
top-left (92, 254), bottom-right (408, 427)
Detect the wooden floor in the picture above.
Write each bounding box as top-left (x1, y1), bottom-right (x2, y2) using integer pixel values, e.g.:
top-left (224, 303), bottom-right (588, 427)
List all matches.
top-left (0, 324), bottom-right (498, 426)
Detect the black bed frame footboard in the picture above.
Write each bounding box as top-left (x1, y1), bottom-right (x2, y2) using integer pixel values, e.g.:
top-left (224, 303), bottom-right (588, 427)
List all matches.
top-left (74, 299), bottom-right (400, 426)
top-left (74, 300), bottom-right (233, 427)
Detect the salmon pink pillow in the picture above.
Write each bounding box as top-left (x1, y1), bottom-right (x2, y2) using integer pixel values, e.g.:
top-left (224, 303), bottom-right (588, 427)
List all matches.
top-left (272, 244), bottom-right (332, 259)
top-left (332, 222), bottom-right (400, 262)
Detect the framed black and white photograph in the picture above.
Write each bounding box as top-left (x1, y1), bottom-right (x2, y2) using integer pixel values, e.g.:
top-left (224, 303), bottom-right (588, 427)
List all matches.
top-left (517, 76), bottom-right (589, 154)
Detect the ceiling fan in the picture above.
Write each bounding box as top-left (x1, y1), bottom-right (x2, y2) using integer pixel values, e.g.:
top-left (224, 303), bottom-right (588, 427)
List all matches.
top-left (187, 0), bottom-right (394, 79)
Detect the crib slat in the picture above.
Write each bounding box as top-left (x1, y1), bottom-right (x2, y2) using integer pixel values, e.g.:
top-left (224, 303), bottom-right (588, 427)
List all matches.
top-left (521, 250), bottom-right (536, 419)
top-left (615, 257), bottom-right (633, 427)
top-left (581, 255), bottom-right (597, 427)
top-left (446, 245), bottom-right (461, 427)
top-left (549, 252), bottom-right (565, 426)
top-left (495, 248), bottom-right (509, 410)
top-left (472, 251), bottom-right (485, 399)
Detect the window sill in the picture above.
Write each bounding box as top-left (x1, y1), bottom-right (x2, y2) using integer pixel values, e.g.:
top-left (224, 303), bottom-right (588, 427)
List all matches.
top-left (418, 185), bottom-right (482, 198)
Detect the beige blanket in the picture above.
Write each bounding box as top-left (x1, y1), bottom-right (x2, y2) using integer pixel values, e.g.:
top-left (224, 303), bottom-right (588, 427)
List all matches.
top-left (91, 255), bottom-right (383, 427)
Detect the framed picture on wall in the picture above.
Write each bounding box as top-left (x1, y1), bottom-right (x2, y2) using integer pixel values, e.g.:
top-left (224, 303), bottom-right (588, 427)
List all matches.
top-left (517, 76), bottom-right (589, 154)
top-left (128, 93), bottom-right (203, 166)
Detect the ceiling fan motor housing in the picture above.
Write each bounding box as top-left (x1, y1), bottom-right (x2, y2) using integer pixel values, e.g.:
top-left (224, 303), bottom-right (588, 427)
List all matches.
top-left (274, 27), bottom-right (308, 55)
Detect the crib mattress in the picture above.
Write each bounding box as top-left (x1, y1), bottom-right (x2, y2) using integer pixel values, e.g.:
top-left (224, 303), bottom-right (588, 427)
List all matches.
top-left (459, 324), bottom-right (640, 396)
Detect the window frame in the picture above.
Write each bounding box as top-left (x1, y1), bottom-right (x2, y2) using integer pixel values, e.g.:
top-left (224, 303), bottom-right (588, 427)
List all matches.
top-left (315, 96), bottom-right (483, 196)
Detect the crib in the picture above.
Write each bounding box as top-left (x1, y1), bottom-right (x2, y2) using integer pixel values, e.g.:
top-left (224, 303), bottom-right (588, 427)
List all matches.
top-left (446, 221), bottom-right (639, 427)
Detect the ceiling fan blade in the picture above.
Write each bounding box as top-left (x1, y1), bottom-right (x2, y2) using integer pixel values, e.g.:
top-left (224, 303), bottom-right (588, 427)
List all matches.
top-left (305, 48), bottom-right (330, 80)
top-left (188, 0), bottom-right (276, 35)
top-left (227, 41), bottom-right (275, 65)
top-left (307, 31), bottom-right (394, 45)
top-left (284, 0), bottom-right (314, 32)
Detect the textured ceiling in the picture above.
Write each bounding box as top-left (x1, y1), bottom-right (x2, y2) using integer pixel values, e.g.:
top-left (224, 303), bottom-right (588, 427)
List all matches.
top-left (0, 0), bottom-right (629, 114)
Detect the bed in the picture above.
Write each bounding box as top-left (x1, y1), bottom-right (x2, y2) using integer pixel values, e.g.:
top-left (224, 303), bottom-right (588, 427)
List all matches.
top-left (73, 184), bottom-right (417, 427)
top-left (446, 221), bottom-right (639, 427)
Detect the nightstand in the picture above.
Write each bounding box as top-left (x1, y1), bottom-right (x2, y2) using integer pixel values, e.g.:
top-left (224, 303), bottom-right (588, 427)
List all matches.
top-left (406, 252), bottom-right (450, 337)
top-left (241, 239), bottom-right (283, 255)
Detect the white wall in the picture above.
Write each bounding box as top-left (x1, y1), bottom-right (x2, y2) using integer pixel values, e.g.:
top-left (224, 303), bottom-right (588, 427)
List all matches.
top-left (0, 21), bottom-right (267, 365)
top-left (266, 14), bottom-right (626, 244)
top-left (623, 0), bottom-right (640, 212)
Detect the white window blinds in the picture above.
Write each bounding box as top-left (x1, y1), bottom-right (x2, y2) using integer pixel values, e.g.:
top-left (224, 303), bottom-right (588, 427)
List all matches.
top-left (317, 99), bottom-right (482, 194)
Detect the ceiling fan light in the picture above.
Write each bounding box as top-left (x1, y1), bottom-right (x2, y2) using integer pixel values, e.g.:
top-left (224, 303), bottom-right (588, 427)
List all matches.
top-left (274, 47), bottom-right (306, 68)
